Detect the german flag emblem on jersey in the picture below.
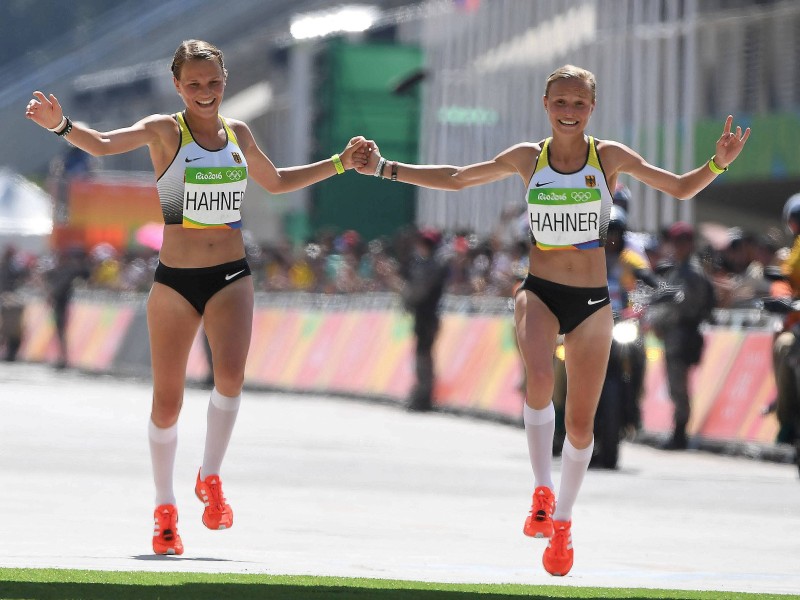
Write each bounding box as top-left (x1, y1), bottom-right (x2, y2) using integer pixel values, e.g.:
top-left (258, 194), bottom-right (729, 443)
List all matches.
top-left (232, 152), bottom-right (242, 164)
top-left (585, 175), bottom-right (596, 188)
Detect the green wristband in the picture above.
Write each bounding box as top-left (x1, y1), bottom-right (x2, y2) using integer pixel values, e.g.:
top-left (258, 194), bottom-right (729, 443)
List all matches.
top-left (708, 156), bottom-right (728, 175)
top-left (331, 153), bottom-right (345, 175)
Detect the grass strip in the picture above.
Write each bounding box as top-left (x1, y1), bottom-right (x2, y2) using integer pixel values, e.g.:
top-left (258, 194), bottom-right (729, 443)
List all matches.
top-left (1, 568), bottom-right (798, 600)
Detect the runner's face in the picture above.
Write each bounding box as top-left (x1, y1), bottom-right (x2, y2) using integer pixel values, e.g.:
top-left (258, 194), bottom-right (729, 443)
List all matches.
top-left (174, 59), bottom-right (226, 116)
top-left (543, 78), bottom-right (594, 135)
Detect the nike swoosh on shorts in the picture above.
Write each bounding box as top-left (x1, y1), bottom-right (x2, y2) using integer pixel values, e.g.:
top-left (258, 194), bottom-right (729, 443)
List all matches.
top-left (587, 297), bottom-right (607, 305)
top-left (225, 270), bottom-right (245, 281)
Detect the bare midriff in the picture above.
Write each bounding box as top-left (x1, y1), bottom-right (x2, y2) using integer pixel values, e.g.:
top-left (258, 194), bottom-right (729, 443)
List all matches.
top-left (527, 245), bottom-right (607, 288)
top-left (158, 225), bottom-right (246, 268)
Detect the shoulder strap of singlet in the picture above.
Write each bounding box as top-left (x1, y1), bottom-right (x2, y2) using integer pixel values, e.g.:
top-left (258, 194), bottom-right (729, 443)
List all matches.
top-left (534, 137), bottom-right (551, 173)
top-left (174, 112), bottom-right (239, 148)
top-left (535, 136), bottom-right (602, 174)
top-left (175, 112), bottom-right (193, 148)
top-left (587, 136), bottom-right (602, 171)
top-left (219, 116), bottom-right (239, 146)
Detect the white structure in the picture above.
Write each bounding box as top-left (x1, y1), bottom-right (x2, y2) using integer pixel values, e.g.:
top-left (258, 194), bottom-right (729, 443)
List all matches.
top-left (0, 169), bottom-right (53, 253)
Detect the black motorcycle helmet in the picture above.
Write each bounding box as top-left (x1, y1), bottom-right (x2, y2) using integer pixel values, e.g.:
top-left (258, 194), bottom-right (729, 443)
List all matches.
top-left (607, 205), bottom-right (627, 250)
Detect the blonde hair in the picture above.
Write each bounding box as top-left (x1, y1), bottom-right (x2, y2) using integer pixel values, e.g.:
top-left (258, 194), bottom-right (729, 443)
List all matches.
top-left (170, 39), bottom-right (227, 80)
top-left (545, 65), bottom-right (596, 102)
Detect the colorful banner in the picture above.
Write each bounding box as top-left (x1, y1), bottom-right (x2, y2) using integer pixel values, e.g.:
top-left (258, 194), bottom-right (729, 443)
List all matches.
top-left (641, 329), bottom-right (779, 444)
top-left (16, 296), bottom-right (781, 446)
top-left (19, 298), bottom-right (135, 370)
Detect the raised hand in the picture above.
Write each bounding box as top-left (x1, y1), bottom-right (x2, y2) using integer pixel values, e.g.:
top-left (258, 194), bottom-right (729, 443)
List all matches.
top-left (714, 115), bottom-right (751, 168)
top-left (25, 91), bottom-right (64, 130)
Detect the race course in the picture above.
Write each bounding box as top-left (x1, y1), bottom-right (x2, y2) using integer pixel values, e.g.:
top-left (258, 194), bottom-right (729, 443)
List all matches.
top-left (1, 362), bottom-right (798, 596)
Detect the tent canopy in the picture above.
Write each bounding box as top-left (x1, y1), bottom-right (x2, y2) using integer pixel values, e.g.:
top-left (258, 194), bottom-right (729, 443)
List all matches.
top-left (0, 168), bottom-right (53, 253)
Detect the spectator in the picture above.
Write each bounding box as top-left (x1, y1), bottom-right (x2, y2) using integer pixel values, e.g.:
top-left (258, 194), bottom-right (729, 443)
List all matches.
top-left (328, 230), bottom-right (365, 294)
top-left (0, 246), bottom-right (27, 362)
top-left (736, 231), bottom-right (781, 302)
top-left (652, 222), bottom-right (716, 450)
top-left (262, 243), bottom-right (293, 291)
top-left (0, 291), bottom-right (24, 361)
top-left (45, 247), bottom-right (90, 369)
top-left (88, 242), bottom-right (121, 289)
top-left (0, 245), bottom-right (28, 292)
top-left (642, 233), bottom-right (664, 274)
top-left (445, 234), bottom-right (473, 295)
top-left (382, 228), bottom-right (450, 412)
top-left (711, 228), bottom-right (757, 308)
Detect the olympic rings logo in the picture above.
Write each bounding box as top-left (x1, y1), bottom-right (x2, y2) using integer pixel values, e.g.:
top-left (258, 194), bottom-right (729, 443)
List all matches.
top-left (226, 169), bottom-right (244, 181)
top-left (571, 191), bottom-right (592, 202)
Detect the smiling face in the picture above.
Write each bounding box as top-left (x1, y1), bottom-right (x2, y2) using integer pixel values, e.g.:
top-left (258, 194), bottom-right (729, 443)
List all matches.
top-left (174, 58), bottom-right (226, 116)
top-left (543, 76), bottom-right (595, 136)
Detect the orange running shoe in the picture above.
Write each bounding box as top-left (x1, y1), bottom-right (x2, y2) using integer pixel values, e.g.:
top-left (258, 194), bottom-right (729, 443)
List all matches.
top-left (152, 504), bottom-right (184, 555)
top-left (523, 486), bottom-right (555, 538)
top-left (542, 520), bottom-right (573, 576)
top-left (195, 469), bottom-right (233, 530)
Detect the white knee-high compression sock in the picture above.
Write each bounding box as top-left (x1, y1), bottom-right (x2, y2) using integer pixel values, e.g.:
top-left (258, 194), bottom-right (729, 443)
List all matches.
top-left (523, 402), bottom-right (555, 491)
top-left (148, 419), bottom-right (178, 506)
top-left (200, 388), bottom-right (241, 480)
top-left (553, 436), bottom-right (594, 522)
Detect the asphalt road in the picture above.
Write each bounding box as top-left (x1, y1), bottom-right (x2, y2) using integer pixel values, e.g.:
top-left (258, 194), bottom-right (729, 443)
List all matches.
top-left (1, 362), bottom-right (799, 595)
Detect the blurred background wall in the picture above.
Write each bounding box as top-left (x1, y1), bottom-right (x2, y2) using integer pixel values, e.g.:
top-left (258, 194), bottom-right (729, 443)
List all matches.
top-left (1, 0), bottom-right (799, 250)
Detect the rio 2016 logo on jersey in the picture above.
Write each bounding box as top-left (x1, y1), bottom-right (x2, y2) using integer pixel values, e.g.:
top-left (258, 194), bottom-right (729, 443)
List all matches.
top-left (185, 167), bottom-right (246, 185)
top-left (528, 188), bottom-right (601, 206)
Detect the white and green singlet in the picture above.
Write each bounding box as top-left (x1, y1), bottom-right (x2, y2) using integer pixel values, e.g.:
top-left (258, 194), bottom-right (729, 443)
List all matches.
top-left (157, 111), bottom-right (248, 229)
top-left (525, 136), bottom-right (612, 250)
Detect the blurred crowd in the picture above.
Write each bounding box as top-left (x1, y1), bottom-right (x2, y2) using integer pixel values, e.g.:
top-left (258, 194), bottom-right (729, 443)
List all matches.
top-left (0, 197), bottom-right (792, 366)
top-left (0, 203), bottom-right (792, 308)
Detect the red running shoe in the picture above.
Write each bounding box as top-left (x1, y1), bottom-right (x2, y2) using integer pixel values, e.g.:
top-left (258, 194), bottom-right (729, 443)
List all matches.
top-left (195, 469), bottom-right (233, 530)
top-left (542, 520), bottom-right (573, 576)
top-left (152, 504), bottom-right (184, 555)
top-left (523, 486), bottom-right (555, 538)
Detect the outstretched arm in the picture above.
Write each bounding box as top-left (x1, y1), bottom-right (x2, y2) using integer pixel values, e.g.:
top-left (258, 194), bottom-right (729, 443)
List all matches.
top-left (25, 91), bottom-right (165, 156)
top-left (356, 142), bottom-right (536, 190)
top-left (236, 122), bottom-right (369, 194)
top-left (606, 115), bottom-right (750, 200)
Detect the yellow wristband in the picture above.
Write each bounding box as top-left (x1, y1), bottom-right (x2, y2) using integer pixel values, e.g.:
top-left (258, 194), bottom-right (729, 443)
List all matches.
top-left (708, 156), bottom-right (728, 175)
top-left (331, 153), bottom-right (345, 175)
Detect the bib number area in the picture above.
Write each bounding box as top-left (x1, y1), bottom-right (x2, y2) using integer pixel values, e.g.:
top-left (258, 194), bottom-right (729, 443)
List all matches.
top-left (183, 166), bottom-right (247, 229)
top-left (527, 188), bottom-right (601, 248)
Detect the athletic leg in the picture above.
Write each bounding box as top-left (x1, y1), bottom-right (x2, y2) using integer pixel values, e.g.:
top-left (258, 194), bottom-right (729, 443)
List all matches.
top-left (555, 304), bottom-right (612, 521)
top-left (194, 277), bottom-right (253, 530)
top-left (515, 290), bottom-right (561, 538)
top-left (146, 282), bottom-right (201, 553)
top-left (200, 276), bottom-right (253, 475)
top-left (543, 305), bottom-right (611, 576)
top-left (515, 290), bottom-right (560, 484)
